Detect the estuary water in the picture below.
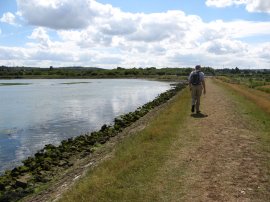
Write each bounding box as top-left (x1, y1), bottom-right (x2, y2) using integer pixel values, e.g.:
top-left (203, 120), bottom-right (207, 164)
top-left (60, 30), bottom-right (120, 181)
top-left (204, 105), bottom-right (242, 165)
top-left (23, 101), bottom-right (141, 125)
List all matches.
top-left (0, 79), bottom-right (172, 173)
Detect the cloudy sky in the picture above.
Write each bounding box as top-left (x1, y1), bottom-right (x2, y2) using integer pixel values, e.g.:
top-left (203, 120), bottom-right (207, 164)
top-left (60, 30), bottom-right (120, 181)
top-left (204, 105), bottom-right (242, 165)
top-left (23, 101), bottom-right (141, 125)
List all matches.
top-left (0, 0), bottom-right (269, 69)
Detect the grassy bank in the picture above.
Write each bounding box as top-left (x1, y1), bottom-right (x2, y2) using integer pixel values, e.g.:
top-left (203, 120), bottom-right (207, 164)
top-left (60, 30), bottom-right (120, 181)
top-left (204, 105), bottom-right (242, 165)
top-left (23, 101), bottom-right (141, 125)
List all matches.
top-left (58, 88), bottom-right (191, 202)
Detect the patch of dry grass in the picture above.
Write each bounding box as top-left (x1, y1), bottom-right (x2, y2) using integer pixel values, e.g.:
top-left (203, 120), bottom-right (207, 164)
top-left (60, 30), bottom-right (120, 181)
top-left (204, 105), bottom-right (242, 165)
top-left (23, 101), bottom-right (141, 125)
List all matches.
top-left (256, 85), bottom-right (270, 94)
top-left (215, 79), bottom-right (270, 114)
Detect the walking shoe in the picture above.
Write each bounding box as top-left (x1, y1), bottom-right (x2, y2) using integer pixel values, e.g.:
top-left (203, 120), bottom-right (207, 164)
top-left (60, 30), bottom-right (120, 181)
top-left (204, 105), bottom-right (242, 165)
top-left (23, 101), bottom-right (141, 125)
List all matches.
top-left (196, 110), bottom-right (201, 114)
top-left (191, 105), bottom-right (195, 113)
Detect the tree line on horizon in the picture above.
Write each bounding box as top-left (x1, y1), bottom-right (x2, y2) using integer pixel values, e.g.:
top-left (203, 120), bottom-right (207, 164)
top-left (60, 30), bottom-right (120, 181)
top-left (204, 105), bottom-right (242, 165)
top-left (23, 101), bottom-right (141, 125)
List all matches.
top-left (0, 66), bottom-right (268, 79)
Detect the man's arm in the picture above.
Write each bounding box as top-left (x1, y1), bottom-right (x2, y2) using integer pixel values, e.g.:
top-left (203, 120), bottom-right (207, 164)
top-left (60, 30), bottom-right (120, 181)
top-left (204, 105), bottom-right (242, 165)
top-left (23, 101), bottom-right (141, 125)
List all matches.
top-left (202, 80), bottom-right (206, 94)
top-left (188, 73), bottom-right (192, 90)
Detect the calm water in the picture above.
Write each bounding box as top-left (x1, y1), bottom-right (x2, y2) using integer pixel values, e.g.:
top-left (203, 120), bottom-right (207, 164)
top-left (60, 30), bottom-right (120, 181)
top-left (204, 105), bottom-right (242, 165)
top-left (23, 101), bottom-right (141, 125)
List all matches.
top-left (0, 79), bottom-right (172, 173)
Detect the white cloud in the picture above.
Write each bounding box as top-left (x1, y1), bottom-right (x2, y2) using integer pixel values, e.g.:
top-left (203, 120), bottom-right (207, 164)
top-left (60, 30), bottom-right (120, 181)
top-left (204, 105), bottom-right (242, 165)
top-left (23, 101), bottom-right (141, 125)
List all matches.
top-left (202, 39), bottom-right (248, 55)
top-left (206, 0), bottom-right (247, 7)
top-left (99, 14), bottom-right (138, 36)
top-left (28, 27), bottom-right (52, 48)
top-left (93, 56), bottom-right (123, 64)
top-left (17, 0), bottom-right (116, 29)
top-left (30, 50), bottom-right (75, 62)
top-left (0, 12), bottom-right (17, 25)
top-left (206, 20), bottom-right (270, 39)
top-left (206, 0), bottom-right (270, 13)
top-left (246, 0), bottom-right (270, 13)
top-left (254, 43), bottom-right (270, 61)
top-left (0, 46), bottom-right (28, 60)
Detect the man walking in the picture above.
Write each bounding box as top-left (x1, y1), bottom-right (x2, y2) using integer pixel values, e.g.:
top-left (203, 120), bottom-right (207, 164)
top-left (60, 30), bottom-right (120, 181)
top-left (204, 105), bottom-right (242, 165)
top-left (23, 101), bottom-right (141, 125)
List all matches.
top-left (188, 65), bottom-right (206, 114)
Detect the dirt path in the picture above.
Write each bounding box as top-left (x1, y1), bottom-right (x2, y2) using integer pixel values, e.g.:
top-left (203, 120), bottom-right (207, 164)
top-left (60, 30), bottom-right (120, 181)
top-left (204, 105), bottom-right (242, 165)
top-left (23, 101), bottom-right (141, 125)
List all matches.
top-left (150, 79), bottom-right (269, 201)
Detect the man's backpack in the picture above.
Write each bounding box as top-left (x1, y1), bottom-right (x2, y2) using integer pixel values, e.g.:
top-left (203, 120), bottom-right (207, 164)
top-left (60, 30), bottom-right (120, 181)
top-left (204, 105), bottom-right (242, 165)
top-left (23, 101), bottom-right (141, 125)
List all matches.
top-left (190, 72), bottom-right (201, 85)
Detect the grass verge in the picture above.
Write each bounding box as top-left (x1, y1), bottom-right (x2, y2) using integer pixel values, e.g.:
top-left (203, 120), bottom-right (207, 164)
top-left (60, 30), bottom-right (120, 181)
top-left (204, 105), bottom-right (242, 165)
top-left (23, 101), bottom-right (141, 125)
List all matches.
top-left (214, 79), bottom-right (270, 130)
top-left (215, 78), bottom-right (270, 114)
top-left (58, 88), bottom-right (191, 202)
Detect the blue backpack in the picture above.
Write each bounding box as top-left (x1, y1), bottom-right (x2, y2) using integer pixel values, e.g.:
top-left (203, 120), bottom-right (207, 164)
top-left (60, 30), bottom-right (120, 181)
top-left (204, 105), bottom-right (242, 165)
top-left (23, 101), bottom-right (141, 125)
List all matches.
top-left (190, 71), bottom-right (201, 85)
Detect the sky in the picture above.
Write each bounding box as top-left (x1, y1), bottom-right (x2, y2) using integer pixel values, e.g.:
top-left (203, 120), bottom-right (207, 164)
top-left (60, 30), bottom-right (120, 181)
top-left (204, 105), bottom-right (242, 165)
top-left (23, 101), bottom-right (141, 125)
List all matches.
top-left (0, 0), bottom-right (270, 69)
